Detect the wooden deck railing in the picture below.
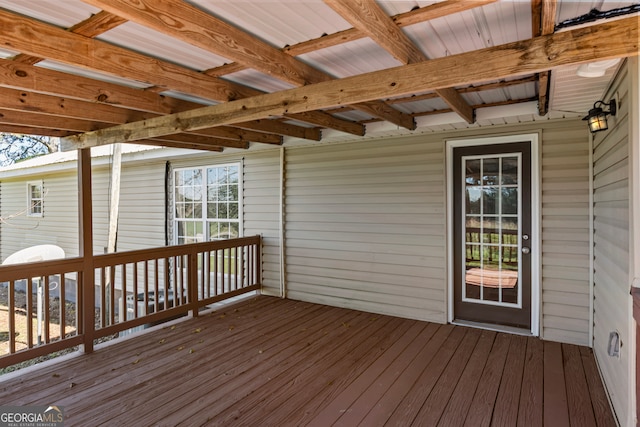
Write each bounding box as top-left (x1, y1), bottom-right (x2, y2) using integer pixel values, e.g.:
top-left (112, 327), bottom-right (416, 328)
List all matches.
top-left (0, 236), bottom-right (261, 369)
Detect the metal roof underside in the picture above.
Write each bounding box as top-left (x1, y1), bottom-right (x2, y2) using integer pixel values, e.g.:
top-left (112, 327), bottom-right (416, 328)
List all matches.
top-left (0, 0), bottom-right (637, 152)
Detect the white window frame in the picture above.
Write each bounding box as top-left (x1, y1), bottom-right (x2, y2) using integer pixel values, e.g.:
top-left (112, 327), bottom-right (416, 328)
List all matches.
top-left (27, 181), bottom-right (44, 217)
top-left (173, 163), bottom-right (242, 244)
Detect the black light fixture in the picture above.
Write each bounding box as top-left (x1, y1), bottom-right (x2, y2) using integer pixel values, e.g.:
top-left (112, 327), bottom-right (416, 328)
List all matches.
top-left (582, 99), bottom-right (617, 133)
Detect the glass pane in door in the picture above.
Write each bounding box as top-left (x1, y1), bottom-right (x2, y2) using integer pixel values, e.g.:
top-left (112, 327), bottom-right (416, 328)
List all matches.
top-left (462, 154), bottom-right (521, 307)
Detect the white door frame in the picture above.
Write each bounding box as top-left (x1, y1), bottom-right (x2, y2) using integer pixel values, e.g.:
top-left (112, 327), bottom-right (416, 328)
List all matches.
top-left (446, 133), bottom-right (540, 336)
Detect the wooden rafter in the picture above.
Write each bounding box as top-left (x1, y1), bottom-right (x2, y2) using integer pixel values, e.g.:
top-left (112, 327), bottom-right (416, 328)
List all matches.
top-left (0, 59), bottom-right (318, 141)
top-left (10, 11), bottom-right (127, 65)
top-left (0, 8), bottom-right (359, 137)
top-left (533, 0), bottom-right (557, 116)
top-left (60, 17), bottom-right (639, 150)
top-left (81, 0), bottom-right (414, 130)
top-left (324, 0), bottom-right (474, 124)
top-left (285, 0), bottom-right (497, 56)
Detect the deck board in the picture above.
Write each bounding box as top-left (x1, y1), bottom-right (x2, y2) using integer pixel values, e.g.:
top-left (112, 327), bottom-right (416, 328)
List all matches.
top-left (0, 296), bottom-right (616, 426)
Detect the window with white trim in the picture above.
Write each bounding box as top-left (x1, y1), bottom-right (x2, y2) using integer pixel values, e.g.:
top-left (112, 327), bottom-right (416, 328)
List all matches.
top-left (173, 164), bottom-right (241, 244)
top-left (27, 181), bottom-right (44, 217)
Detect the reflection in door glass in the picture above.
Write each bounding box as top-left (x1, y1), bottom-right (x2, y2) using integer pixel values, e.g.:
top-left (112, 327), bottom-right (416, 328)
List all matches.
top-left (463, 154), bottom-right (520, 307)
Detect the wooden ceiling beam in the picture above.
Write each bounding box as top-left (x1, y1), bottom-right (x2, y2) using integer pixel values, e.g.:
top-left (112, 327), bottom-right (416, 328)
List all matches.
top-left (83, 0), bottom-right (412, 130)
top-left (285, 0), bottom-right (497, 56)
top-left (61, 16), bottom-right (639, 150)
top-left (324, 0), bottom-right (474, 124)
top-left (533, 0), bottom-right (557, 116)
top-left (0, 86), bottom-right (280, 145)
top-left (0, 108), bottom-right (249, 150)
top-left (0, 124), bottom-right (75, 138)
top-left (11, 11), bottom-right (127, 66)
top-left (0, 60), bottom-right (317, 141)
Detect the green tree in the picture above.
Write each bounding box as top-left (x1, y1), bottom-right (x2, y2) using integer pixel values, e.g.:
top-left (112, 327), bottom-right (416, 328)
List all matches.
top-left (0, 133), bottom-right (58, 166)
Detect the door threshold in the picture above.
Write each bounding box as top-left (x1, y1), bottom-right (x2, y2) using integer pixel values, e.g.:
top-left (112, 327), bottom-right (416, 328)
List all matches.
top-left (452, 319), bottom-right (533, 336)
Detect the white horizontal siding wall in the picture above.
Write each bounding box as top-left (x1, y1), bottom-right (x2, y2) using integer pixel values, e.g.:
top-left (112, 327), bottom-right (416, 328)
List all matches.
top-left (242, 150), bottom-right (282, 296)
top-left (0, 172), bottom-right (79, 261)
top-left (284, 137), bottom-right (446, 322)
top-left (540, 123), bottom-right (592, 345)
top-left (283, 120), bottom-right (591, 339)
top-left (592, 60), bottom-right (633, 426)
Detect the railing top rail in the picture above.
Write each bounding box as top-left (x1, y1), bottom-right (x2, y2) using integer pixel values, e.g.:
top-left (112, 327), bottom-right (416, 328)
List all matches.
top-left (93, 235), bottom-right (261, 268)
top-left (0, 257), bottom-right (83, 282)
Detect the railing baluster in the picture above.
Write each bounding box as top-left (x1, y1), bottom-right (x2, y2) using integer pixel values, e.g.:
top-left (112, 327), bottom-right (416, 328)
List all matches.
top-left (44, 275), bottom-right (51, 344)
top-left (133, 262), bottom-right (139, 319)
top-left (153, 259), bottom-right (159, 314)
top-left (26, 277), bottom-right (33, 348)
top-left (60, 273), bottom-right (66, 339)
top-left (143, 261), bottom-right (149, 317)
top-left (8, 280), bottom-right (15, 354)
top-left (110, 265), bottom-right (117, 326)
top-left (100, 268), bottom-right (106, 328)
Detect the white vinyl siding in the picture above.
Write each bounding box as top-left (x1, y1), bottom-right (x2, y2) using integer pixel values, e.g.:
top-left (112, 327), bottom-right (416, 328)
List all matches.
top-left (243, 150), bottom-right (282, 296)
top-left (592, 60), bottom-right (632, 425)
top-left (283, 120), bottom-right (591, 338)
top-left (284, 137), bottom-right (447, 322)
top-left (540, 124), bottom-right (592, 345)
top-left (0, 172), bottom-right (79, 261)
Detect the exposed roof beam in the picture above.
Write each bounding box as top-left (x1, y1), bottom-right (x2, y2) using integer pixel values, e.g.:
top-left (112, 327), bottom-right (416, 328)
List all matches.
top-left (0, 85), bottom-right (281, 145)
top-left (0, 124), bottom-right (75, 138)
top-left (0, 107), bottom-right (248, 150)
top-left (324, 0), bottom-right (474, 123)
top-left (533, 0), bottom-right (557, 116)
top-left (285, 0), bottom-right (497, 56)
top-left (0, 8), bottom-right (359, 135)
top-left (0, 60), bottom-right (318, 141)
top-left (81, 0), bottom-right (410, 130)
top-left (11, 11), bottom-right (127, 65)
top-left (61, 16), bottom-right (639, 150)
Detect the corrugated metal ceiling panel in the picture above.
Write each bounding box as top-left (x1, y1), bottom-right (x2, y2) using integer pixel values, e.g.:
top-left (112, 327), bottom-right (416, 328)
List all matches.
top-left (186, 0), bottom-right (352, 48)
top-left (96, 21), bottom-right (228, 71)
top-left (0, 0), bottom-right (98, 28)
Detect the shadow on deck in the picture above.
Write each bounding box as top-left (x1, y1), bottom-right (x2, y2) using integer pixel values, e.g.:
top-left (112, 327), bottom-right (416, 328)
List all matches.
top-left (0, 296), bottom-right (616, 426)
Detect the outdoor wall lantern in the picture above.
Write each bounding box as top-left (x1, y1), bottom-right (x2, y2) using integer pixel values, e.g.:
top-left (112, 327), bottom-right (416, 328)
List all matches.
top-left (582, 99), bottom-right (617, 133)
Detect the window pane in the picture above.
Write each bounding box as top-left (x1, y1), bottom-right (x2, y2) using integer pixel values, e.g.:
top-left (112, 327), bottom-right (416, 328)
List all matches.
top-left (465, 187), bottom-right (481, 214)
top-left (207, 202), bottom-right (218, 218)
top-left (482, 158), bottom-right (499, 185)
top-left (218, 203), bottom-right (228, 219)
top-left (229, 222), bottom-right (239, 239)
top-left (501, 157), bottom-right (518, 185)
top-left (502, 188), bottom-right (518, 214)
top-left (228, 203), bottom-right (238, 219)
top-left (465, 159), bottom-right (481, 186)
top-left (482, 187), bottom-right (498, 214)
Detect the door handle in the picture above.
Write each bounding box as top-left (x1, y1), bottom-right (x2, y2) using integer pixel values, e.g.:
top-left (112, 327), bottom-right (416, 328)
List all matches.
top-left (522, 247), bottom-right (530, 254)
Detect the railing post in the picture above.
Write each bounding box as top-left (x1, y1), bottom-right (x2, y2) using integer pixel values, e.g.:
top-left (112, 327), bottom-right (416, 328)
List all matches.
top-left (78, 148), bottom-right (95, 353)
top-left (256, 235), bottom-right (262, 292)
top-left (188, 251), bottom-right (198, 318)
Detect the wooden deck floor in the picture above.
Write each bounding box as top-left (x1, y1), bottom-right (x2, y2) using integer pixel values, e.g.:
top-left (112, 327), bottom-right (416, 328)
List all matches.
top-left (0, 296), bottom-right (615, 426)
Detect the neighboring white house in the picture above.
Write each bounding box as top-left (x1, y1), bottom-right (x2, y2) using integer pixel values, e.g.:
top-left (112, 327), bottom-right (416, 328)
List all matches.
top-left (0, 58), bottom-right (638, 426)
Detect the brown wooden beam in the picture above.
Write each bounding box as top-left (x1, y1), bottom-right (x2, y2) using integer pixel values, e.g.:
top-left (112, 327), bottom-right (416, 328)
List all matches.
top-left (324, 0), bottom-right (473, 123)
top-left (11, 11), bottom-right (127, 65)
top-left (61, 17), bottom-right (639, 150)
top-left (83, 0), bottom-right (412, 130)
top-left (0, 59), bottom-right (317, 140)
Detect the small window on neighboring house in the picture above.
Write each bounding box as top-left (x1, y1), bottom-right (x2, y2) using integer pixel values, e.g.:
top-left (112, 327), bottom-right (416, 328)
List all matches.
top-left (173, 164), bottom-right (241, 244)
top-left (28, 181), bottom-right (44, 217)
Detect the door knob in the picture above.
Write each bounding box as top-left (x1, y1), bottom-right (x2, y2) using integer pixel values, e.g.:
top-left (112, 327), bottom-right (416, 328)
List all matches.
top-left (522, 247), bottom-right (530, 254)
